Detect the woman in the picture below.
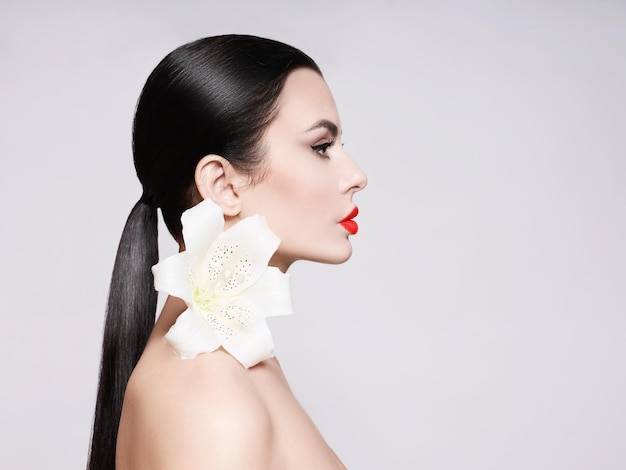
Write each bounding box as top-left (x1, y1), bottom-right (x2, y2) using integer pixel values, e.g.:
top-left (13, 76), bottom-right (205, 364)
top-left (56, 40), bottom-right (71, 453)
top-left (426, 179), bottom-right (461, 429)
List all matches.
top-left (88, 34), bottom-right (367, 469)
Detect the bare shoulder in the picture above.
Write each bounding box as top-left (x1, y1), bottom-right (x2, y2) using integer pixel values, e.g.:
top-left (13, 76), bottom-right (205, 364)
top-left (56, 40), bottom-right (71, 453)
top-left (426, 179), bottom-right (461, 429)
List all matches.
top-left (117, 346), bottom-right (273, 470)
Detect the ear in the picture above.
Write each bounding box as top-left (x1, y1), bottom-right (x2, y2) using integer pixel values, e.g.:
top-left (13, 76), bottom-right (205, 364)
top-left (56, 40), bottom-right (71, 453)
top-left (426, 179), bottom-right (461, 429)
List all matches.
top-left (194, 155), bottom-right (244, 217)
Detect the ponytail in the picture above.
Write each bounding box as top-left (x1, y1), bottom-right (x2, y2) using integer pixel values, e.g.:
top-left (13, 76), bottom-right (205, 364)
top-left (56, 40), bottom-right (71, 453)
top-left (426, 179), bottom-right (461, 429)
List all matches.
top-left (87, 35), bottom-right (323, 468)
top-left (87, 199), bottom-right (158, 470)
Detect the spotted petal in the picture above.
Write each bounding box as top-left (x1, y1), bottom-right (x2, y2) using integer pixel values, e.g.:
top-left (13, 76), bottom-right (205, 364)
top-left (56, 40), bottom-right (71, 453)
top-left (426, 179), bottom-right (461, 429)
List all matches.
top-left (194, 215), bottom-right (280, 296)
top-left (164, 308), bottom-right (221, 359)
top-left (214, 298), bottom-right (276, 368)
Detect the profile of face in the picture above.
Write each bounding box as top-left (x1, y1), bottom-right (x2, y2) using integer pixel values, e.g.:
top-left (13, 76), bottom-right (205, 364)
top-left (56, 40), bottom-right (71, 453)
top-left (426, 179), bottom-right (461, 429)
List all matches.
top-left (225, 68), bottom-right (368, 271)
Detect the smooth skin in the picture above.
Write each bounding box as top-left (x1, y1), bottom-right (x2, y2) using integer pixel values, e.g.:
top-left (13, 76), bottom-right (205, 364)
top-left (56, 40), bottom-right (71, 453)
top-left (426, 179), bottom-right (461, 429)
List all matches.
top-left (116, 68), bottom-right (367, 469)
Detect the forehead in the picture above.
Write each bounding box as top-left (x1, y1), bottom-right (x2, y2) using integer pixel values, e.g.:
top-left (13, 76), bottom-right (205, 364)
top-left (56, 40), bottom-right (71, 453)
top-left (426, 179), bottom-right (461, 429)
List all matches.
top-left (273, 68), bottom-right (341, 131)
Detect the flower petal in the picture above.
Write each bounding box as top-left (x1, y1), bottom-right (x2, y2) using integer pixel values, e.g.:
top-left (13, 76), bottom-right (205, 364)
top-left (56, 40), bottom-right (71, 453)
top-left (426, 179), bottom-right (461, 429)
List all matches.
top-left (215, 302), bottom-right (275, 368)
top-left (181, 198), bottom-right (224, 257)
top-left (205, 215), bottom-right (280, 297)
top-left (164, 308), bottom-right (221, 359)
top-left (152, 251), bottom-right (193, 303)
top-left (243, 267), bottom-right (293, 318)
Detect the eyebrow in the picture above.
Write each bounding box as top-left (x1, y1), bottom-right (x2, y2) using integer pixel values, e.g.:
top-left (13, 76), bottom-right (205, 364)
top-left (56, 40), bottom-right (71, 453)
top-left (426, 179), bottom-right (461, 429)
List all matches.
top-left (305, 119), bottom-right (339, 137)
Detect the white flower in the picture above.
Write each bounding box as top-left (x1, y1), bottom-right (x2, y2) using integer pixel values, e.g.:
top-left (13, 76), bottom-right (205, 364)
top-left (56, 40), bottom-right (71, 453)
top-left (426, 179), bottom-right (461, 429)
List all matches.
top-left (152, 198), bottom-right (293, 368)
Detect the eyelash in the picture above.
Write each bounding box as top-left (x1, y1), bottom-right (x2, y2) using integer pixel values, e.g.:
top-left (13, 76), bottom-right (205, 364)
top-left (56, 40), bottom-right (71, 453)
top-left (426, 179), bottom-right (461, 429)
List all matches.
top-left (311, 139), bottom-right (336, 159)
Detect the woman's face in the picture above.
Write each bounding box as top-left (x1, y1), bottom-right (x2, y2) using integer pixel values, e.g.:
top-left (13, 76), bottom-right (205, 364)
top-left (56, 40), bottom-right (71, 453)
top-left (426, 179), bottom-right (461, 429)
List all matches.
top-left (237, 68), bottom-right (367, 272)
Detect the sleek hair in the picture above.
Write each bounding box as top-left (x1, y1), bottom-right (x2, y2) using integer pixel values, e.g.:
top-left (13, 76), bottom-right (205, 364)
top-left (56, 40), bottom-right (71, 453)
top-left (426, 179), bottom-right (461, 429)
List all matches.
top-left (87, 34), bottom-right (320, 470)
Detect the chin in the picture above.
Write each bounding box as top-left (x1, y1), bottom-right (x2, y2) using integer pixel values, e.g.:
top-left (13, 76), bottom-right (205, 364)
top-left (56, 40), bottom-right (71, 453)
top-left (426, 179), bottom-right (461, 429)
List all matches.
top-left (327, 254), bottom-right (352, 265)
top-left (274, 240), bottom-right (355, 269)
top-left (314, 244), bottom-right (354, 265)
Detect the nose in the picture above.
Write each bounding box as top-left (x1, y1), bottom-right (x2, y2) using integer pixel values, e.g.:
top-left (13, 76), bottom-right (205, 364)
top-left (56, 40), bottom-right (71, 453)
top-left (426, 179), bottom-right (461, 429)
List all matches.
top-left (340, 152), bottom-right (368, 193)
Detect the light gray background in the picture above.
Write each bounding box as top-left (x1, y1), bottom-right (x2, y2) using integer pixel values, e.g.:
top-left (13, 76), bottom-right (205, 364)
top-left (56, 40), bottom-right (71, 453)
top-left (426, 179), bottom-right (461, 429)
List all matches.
top-left (1, 1), bottom-right (625, 469)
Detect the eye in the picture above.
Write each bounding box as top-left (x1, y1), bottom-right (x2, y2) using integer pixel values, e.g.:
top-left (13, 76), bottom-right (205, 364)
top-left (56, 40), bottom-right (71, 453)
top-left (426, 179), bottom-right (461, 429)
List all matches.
top-left (311, 139), bottom-right (336, 159)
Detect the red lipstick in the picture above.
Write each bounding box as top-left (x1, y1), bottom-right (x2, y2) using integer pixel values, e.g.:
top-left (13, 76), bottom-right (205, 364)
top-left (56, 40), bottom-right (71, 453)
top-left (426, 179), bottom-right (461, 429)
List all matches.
top-left (340, 206), bottom-right (359, 235)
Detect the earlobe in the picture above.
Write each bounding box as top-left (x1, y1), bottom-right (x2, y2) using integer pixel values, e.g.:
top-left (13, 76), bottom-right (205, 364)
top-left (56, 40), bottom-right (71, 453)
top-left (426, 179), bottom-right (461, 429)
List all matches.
top-left (194, 155), bottom-right (242, 217)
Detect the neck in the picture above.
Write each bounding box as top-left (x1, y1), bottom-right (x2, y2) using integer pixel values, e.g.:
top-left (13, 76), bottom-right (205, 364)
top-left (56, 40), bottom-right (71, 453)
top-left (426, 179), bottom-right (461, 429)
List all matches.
top-left (152, 296), bottom-right (188, 338)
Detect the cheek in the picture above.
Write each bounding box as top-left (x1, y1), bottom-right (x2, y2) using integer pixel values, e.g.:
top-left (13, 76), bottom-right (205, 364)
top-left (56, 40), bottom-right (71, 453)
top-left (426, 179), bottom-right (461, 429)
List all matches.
top-left (265, 176), bottom-right (329, 239)
top-left (270, 158), bottom-right (332, 205)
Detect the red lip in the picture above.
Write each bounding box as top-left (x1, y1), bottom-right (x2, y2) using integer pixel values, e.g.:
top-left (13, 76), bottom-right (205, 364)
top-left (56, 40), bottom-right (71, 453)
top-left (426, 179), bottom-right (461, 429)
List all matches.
top-left (340, 206), bottom-right (359, 235)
